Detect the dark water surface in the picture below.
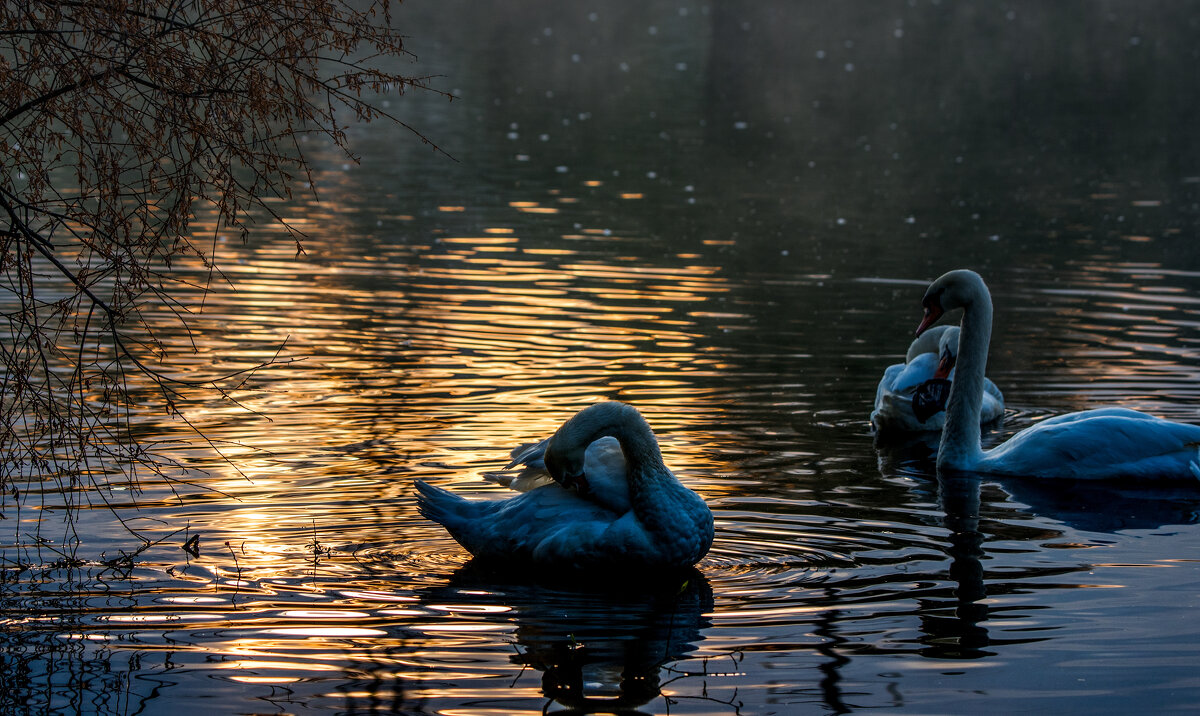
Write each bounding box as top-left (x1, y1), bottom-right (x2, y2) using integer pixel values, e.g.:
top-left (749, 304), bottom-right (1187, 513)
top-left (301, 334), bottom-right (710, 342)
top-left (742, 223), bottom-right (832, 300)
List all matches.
top-left (5, 2), bottom-right (1200, 714)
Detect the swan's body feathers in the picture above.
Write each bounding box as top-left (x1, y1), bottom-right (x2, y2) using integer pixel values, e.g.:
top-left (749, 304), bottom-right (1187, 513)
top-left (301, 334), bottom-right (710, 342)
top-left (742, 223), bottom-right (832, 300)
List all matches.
top-left (979, 410), bottom-right (1200, 481)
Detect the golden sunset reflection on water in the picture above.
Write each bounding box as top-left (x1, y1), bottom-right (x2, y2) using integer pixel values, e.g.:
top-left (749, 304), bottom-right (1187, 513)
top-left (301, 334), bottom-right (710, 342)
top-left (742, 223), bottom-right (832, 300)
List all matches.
top-left (109, 186), bottom-right (754, 591)
top-left (997, 260), bottom-right (1200, 418)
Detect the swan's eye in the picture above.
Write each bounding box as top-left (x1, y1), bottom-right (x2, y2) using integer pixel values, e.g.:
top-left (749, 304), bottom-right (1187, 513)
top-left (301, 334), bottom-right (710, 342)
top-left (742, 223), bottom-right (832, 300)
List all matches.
top-left (921, 287), bottom-right (945, 312)
top-left (915, 292), bottom-right (945, 336)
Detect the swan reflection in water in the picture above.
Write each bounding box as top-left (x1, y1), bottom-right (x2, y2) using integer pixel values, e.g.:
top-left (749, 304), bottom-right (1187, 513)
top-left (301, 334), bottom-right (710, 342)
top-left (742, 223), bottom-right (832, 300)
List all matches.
top-left (878, 439), bottom-right (1200, 661)
top-left (422, 564), bottom-right (724, 714)
top-left (996, 479), bottom-right (1200, 533)
top-left (925, 472), bottom-right (993, 659)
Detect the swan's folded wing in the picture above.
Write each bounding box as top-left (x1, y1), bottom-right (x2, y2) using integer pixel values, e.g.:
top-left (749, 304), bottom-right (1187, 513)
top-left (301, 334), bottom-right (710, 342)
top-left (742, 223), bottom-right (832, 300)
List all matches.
top-left (874, 363), bottom-right (905, 406)
top-left (980, 377), bottom-right (1006, 423)
top-left (986, 411), bottom-right (1200, 480)
top-left (982, 377), bottom-right (1004, 405)
top-left (575, 436), bottom-right (631, 513)
top-left (506, 437), bottom-right (550, 470)
top-left (433, 484), bottom-right (617, 561)
top-left (890, 353), bottom-right (940, 395)
top-left (482, 437), bottom-right (553, 492)
top-left (1033, 407), bottom-right (1153, 427)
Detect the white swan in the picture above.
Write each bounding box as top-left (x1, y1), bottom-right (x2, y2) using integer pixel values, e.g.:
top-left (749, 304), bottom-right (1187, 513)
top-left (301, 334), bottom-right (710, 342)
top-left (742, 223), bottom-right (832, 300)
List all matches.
top-left (415, 401), bottom-right (714, 570)
top-left (871, 324), bottom-right (1004, 433)
top-left (914, 269), bottom-right (1200, 481)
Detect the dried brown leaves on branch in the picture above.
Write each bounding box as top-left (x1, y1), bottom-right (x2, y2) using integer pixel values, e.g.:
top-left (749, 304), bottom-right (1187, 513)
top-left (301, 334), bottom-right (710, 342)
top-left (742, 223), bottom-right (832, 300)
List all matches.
top-left (0, 0), bottom-right (440, 535)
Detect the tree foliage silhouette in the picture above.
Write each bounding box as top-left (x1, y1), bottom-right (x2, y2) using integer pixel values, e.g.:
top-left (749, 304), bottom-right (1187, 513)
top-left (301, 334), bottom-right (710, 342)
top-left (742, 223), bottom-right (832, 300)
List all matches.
top-left (0, 0), bottom-right (440, 537)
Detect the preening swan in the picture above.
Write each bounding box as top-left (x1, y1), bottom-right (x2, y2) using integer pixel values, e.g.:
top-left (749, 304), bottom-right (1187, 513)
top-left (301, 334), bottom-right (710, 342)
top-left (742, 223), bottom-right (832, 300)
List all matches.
top-left (415, 401), bottom-right (714, 570)
top-left (915, 269), bottom-right (1200, 481)
top-left (871, 324), bottom-right (1004, 433)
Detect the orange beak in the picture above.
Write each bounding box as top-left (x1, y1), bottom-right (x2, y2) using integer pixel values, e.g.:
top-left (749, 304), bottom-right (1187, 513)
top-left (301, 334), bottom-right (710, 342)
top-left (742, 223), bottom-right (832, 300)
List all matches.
top-left (933, 348), bottom-right (954, 379)
top-left (915, 304), bottom-right (943, 336)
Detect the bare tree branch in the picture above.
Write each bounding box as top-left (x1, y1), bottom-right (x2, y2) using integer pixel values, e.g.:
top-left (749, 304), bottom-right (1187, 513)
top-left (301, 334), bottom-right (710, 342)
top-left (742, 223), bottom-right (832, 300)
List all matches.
top-left (0, 0), bottom-right (442, 547)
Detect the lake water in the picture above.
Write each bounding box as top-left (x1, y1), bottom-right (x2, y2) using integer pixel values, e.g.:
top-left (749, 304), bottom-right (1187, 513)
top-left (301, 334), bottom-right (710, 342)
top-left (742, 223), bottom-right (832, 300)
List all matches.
top-left (4, 2), bottom-right (1200, 714)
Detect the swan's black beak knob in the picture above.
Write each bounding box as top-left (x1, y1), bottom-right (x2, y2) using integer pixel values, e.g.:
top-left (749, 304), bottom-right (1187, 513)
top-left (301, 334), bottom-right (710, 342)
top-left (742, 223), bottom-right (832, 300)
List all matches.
top-left (913, 378), bottom-right (952, 423)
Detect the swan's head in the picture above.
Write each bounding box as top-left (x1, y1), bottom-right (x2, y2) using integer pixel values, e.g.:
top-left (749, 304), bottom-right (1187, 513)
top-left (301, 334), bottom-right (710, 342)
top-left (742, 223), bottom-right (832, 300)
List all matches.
top-left (543, 441), bottom-right (585, 487)
top-left (911, 330), bottom-right (960, 422)
top-left (543, 401), bottom-right (641, 488)
top-left (935, 327), bottom-right (960, 376)
top-left (912, 377), bottom-right (952, 423)
top-left (916, 269), bottom-right (986, 336)
top-left (905, 324), bottom-right (957, 363)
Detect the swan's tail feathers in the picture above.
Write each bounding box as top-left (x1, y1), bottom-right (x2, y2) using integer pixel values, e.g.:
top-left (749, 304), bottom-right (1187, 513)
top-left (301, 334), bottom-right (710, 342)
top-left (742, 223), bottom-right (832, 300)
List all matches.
top-left (414, 480), bottom-right (478, 530)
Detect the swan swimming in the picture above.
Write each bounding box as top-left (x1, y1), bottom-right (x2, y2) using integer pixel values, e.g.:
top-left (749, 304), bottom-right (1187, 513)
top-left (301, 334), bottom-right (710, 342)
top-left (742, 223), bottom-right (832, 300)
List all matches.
top-left (415, 401), bottom-right (714, 570)
top-left (871, 324), bottom-right (1004, 433)
top-left (913, 269), bottom-right (1200, 481)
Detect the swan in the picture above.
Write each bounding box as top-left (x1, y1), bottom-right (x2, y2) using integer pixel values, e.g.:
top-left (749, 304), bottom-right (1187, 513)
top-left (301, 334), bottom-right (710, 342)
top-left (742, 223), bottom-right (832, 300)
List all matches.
top-left (914, 269), bottom-right (1200, 481)
top-left (414, 401), bottom-right (714, 571)
top-left (871, 324), bottom-right (1004, 433)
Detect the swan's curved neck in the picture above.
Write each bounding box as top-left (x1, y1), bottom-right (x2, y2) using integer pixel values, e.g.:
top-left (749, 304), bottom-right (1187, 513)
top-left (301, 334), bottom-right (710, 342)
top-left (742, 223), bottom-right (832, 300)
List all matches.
top-left (573, 405), bottom-right (669, 483)
top-left (556, 402), bottom-right (672, 479)
top-left (939, 286), bottom-right (992, 470)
